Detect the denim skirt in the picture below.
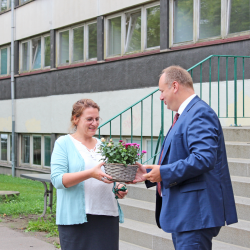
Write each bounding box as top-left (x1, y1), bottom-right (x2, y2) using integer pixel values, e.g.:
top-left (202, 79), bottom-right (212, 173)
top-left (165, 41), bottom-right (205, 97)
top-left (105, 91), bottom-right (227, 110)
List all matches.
top-left (58, 214), bottom-right (119, 250)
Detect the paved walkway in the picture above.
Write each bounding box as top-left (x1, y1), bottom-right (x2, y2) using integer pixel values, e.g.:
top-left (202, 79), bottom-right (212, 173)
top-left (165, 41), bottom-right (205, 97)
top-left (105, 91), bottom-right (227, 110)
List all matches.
top-left (0, 226), bottom-right (57, 250)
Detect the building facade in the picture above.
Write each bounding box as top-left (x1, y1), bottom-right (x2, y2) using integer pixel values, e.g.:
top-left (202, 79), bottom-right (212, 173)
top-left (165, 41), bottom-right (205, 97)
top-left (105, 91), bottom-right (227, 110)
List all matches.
top-left (0, 0), bottom-right (250, 175)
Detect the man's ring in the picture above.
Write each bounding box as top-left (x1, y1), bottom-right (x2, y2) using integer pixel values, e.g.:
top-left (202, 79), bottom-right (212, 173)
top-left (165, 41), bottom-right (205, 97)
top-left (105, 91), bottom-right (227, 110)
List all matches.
top-left (101, 177), bottom-right (105, 181)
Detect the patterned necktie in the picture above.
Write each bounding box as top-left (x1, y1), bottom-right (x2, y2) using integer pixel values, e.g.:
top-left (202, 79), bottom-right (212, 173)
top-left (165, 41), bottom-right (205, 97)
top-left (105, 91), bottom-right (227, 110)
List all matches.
top-left (157, 113), bottom-right (180, 196)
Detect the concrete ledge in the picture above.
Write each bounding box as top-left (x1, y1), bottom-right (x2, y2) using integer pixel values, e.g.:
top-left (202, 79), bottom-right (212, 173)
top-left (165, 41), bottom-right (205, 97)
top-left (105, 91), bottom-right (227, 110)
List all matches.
top-left (0, 191), bottom-right (20, 199)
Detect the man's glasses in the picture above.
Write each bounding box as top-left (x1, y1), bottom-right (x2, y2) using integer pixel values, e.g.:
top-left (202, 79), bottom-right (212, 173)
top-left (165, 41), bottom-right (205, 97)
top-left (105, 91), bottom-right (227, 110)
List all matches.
top-left (84, 117), bottom-right (102, 124)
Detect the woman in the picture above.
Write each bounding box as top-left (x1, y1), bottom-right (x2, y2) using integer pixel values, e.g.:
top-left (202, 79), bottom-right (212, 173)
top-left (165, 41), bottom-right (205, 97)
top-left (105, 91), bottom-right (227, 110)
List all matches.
top-left (51, 99), bottom-right (127, 250)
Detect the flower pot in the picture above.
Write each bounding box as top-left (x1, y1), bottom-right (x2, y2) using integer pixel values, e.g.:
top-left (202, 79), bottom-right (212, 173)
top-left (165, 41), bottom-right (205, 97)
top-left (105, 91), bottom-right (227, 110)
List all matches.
top-left (104, 163), bottom-right (138, 182)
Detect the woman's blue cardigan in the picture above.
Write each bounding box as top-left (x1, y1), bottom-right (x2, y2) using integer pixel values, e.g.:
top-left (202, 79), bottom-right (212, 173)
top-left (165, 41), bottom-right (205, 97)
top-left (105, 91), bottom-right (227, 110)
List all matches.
top-left (51, 134), bottom-right (124, 225)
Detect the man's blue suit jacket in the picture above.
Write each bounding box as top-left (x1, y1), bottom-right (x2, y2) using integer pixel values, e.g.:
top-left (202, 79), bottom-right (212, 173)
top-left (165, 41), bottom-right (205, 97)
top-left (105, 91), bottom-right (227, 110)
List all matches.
top-left (146, 96), bottom-right (238, 233)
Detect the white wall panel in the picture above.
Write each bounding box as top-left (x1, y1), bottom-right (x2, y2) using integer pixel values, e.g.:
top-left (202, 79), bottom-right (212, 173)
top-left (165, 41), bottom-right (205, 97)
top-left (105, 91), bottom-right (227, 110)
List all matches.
top-left (0, 11), bottom-right (11, 45)
top-left (15, 0), bottom-right (52, 41)
top-left (0, 0), bottom-right (154, 46)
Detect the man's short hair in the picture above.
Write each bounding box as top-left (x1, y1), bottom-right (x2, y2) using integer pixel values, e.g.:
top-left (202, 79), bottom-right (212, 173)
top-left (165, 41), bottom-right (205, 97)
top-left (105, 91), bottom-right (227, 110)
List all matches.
top-left (161, 65), bottom-right (193, 89)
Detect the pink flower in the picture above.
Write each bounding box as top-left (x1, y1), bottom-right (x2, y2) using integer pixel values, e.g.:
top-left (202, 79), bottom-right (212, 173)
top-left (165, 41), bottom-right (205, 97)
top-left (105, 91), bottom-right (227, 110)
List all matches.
top-left (142, 150), bottom-right (147, 154)
top-left (119, 140), bottom-right (123, 143)
top-left (125, 143), bottom-right (131, 149)
top-left (137, 153), bottom-right (140, 156)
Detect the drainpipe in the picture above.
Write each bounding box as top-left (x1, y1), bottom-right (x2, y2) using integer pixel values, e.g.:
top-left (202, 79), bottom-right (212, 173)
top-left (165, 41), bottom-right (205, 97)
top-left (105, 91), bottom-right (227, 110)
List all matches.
top-left (11, 0), bottom-right (15, 177)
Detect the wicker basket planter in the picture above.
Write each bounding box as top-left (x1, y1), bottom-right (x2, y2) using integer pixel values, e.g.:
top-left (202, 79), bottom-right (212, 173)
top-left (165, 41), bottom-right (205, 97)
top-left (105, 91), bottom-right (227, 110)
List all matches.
top-left (104, 163), bottom-right (138, 182)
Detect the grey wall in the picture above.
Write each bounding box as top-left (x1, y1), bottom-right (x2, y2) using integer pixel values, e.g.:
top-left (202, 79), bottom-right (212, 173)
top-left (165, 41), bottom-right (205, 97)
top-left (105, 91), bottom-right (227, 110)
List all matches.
top-left (1, 39), bottom-right (250, 100)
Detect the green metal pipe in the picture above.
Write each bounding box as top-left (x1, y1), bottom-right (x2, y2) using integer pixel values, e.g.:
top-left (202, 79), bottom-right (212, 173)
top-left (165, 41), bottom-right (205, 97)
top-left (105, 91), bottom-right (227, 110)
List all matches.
top-left (131, 108), bottom-right (133, 143)
top-left (110, 122), bottom-right (112, 139)
top-left (218, 57), bottom-right (220, 117)
top-left (151, 95), bottom-right (153, 158)
top-left (226, 57), bottom-right (228, 117)
top-left (243, 58), bottom-right (245, 117)
top-left (120, 114), bottom-right (122, 140)
top-left (209, 58), bottom-right (212, 106)
top-left (141, 101), bottom-right (143, 163)
top-left (200, 64), bottom-right (202, 99)
top-left (234, 57), bottom-right (238, 126)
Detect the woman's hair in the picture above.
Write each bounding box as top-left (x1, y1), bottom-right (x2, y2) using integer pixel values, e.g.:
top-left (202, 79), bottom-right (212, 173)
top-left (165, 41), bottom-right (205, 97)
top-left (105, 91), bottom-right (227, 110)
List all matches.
top-left (70, 99), bottom-right (100, 131)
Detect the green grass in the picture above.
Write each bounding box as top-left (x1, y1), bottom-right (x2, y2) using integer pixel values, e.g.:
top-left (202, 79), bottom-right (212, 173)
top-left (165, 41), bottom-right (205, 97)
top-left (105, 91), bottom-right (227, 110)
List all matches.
top-left (0, 174), bottom-right (59, 244)
top-left (25, 215), bottom-right (58, 237)
top-left (0, 174), bottom-right (56, 216)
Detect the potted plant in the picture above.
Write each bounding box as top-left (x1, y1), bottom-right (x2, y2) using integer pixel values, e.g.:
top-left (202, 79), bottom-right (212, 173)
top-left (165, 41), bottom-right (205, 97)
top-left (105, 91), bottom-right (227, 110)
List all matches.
top-left (99, 138), bottom-right (147, 182)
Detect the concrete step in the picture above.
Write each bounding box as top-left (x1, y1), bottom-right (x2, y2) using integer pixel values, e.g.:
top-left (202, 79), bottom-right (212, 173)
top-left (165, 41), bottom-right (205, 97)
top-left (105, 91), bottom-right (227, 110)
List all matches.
top-left (223, 127), bottom-right (250, 142)
top-left (120, 219), bottom-right (249, 250)
top-left (119, 198), bottom-right (155, 225)
top-left (228, 158), bottom-right (250, 177)
top-left (235, 196), bottom-right (250, 221)
top-left (225, 141), bottom-right (250, 159)
top-left (119, 240), bottom-right (151, 250)
top-left (120, 195), bottom-right (250, 225)
top-left (232, 176), bottom-right (250, 198)
top-left (216, 219), bottom-right (250, 248)
top-left (126, 183), bottom-right (155, 203)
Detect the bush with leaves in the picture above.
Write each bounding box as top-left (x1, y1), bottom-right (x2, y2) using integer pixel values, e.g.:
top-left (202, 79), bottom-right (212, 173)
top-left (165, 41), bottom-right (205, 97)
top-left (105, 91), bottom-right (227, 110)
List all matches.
top-left (99, 138), bottom-right (146, 166)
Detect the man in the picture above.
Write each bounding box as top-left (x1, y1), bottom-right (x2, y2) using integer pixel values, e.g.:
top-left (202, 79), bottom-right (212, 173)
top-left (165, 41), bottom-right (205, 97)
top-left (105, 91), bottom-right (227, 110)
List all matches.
top-left (134, 66), bottom-right (238, 250)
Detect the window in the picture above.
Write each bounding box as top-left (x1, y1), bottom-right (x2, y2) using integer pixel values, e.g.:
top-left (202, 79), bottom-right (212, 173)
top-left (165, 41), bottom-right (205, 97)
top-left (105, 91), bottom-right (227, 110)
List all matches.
top-left (173, 0), bottom-right (193, 43)
top-left (73, 27), bottom-right (84, 62)
top-left (228, 0), bottom-right (250, 34)
top-left (0, 134), bottom-right (7, 161)
top-left (105, 2), bottom-right (160, 58)
top-left (20, 35), bottom-right (50, 72)
top-left (33, 135), bottom-right (41, 165)
top-left (32, 37), bottom-right (42, 70)
top-left (88, 22), bottom-right (97, 59)
top-left (44, 136), bottom-right (51, 167)
top-left (22, 135), bottom-right (30, 163)
top-left (57, 21), bottom-right (97, 66)
top-left (0, 46), bottom-right (10, 76)
top-left (125, 11), bottom-right (141, 53)
top-left (146, 5), bottom-right (160, 48)
top-left (0, 0), bottom-right (11, 12)
top-left (170, 0), bottom-right (250, 47)
top-left (19, 0), bottom-right (31, 4)
top-left (44, 36), bottom-right (51, 67)
top-left (108, 16), bottom-right (121, 56)
top-left (59, 30), bottom-right (69, 65)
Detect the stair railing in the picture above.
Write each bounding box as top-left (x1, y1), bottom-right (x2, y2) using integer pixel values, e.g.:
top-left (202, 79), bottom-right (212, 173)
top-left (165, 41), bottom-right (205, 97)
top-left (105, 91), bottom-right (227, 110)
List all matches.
top-left (98, 55), bottom-right (250, 164)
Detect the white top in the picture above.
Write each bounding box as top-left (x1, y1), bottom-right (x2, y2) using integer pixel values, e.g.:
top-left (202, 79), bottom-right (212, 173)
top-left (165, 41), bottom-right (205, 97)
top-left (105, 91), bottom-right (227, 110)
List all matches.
top-left (178, 94), bottom-right (197, 116)
top-left (69, 135), bottom-right (119, 217)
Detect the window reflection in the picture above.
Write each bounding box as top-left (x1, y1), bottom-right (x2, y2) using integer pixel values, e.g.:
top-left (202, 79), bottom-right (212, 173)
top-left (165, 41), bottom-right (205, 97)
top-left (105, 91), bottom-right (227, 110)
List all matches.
top-left (125, 12), bottom-right (141, 53)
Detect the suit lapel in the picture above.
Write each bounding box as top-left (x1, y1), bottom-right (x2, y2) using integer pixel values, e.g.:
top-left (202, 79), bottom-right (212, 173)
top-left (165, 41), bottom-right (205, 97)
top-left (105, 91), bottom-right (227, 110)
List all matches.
top-left (161, 96), bottom-right (201, 164)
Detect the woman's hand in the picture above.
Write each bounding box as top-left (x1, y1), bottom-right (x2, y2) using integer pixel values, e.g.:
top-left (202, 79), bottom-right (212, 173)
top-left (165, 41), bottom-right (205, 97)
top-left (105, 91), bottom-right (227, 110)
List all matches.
top-left (90, 162), bottom-right (114, 184)
top-left (115, 183), bottom-right (128, 199)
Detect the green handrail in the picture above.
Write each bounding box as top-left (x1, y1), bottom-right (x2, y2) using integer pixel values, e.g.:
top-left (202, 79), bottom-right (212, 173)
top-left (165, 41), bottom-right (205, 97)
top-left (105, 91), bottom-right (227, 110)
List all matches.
top-left (98, 55), bottom-right (250, 164)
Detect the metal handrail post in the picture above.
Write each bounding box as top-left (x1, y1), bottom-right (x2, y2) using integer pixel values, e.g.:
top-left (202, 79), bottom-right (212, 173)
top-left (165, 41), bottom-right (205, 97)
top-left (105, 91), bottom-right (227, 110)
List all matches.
top-left (234, 57), bottom-right (238, 126)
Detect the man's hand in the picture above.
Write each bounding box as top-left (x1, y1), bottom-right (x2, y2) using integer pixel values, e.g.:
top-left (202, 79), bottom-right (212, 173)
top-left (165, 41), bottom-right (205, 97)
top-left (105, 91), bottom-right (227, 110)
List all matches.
top-left (143, 165), bottom-right (162, 183)
top-left (126, 162), bottom-right (147, 184)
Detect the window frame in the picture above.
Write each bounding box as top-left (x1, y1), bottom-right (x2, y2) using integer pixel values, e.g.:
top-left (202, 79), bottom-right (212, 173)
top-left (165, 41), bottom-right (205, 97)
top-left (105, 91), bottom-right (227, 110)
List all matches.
top-left (56, 20), bottom-right (98, 67)
top-left (0, 45), bottom-right (11, 76)
top-left (104, 2), bottom-right (160, 59)
top-left (43, 134), bottom-right (51, 168)
top-left (19, 34), bottom-right (51, 73)
top-left (32, 134), bottom-right (42, 166)
top-left (170, 0), bottom-right (250, 48)
top-left (0, 133), bottom-right (8, 162)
